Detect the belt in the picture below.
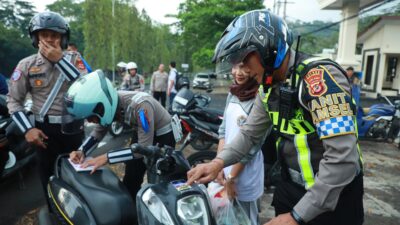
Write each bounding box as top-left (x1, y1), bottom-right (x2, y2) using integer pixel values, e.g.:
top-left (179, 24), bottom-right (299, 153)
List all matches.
top-left (35, 115), bottom-right (63, 124)
top-left (156, 123), bottom-right (172, 136)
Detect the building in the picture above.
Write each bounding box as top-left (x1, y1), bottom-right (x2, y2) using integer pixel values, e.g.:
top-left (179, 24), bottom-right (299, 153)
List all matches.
top-left (357, 16), bottom-right (400, 97)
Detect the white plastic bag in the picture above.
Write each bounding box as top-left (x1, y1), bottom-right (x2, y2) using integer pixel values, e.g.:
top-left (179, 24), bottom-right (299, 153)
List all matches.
top-left (207, 182), bottom-right (251, 225)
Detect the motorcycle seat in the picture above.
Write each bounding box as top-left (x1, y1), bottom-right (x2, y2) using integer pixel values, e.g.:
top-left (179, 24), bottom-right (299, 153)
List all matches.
top-left (59, 158), bottom-right (136, 225)
top-left (198, 106), bottom-right (224, 117)
top-left (190, 115), bottom-right (220, 134)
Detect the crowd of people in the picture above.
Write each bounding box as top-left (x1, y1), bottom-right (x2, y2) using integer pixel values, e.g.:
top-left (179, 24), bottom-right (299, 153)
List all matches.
top-left (2, 9), bottom-right (364, 225)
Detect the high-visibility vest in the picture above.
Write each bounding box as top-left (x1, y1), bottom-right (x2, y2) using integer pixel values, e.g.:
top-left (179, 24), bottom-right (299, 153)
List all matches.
top-left (259, 57), bottom-right (363, 189)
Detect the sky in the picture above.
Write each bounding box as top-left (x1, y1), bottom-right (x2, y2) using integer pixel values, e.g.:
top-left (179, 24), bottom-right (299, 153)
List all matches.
top-left (29, 0), bottom-right (342, 23)
top-left (28, 0), bottom-right (398, 24)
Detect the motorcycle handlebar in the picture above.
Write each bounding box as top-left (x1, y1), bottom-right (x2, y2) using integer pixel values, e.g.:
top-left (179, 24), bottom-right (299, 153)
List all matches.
top-left (130, 143), bottom-right (161, 157)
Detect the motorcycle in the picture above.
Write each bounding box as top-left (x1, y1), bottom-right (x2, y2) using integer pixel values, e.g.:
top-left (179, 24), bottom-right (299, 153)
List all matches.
top-left (357, 94), bottom-right (400, 142)
top-left (172, 88), bottom-right (223, 151)
top-left (0, 96), bottom-right (35, 181)
top-left (38, 144), bottom-right (216, 225)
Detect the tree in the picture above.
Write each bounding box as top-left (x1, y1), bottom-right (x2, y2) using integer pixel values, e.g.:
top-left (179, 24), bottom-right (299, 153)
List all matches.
top-left (0, 0), bottom-right (36, 75)
top-left (0, 23), bottom-right (35, 76)
top-left (0, 0), bottom-right (36, 35)
top-left (176, 0), bottom-right (264, 70)
top-left (46, 0), bottom-right (86, 54)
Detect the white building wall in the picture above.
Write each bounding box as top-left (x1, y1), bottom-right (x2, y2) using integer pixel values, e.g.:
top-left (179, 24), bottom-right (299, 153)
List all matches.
top-left (382, 24), bottom-right (400, 54)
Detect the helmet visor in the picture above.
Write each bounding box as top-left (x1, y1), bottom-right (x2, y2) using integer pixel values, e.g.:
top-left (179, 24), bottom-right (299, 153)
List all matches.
top-left (215, 45), bottom-right (257, 76)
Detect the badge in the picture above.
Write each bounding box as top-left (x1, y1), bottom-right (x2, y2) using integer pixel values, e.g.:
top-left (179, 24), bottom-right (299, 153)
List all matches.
top-left (29, 67), bottom-right (41, 73)
top-left (11, 69), bottom-right (22, 81)
top-left (236, 115), bottom-right (247, 127)
top-left (76, 59), bottom-right (85, 70)
top-left (34, 79), bottom-right (43, 87)
top-left (304, 68), bottom-right (327, 97)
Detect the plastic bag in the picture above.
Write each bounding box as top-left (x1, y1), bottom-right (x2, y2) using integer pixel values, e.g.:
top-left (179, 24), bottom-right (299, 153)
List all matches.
top-left (207, 182), bottom-right (251, 225)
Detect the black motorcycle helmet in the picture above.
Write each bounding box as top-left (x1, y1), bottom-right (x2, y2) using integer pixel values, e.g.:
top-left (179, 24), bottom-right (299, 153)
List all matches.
top-left (28, 11), bottom-right (70, 49)
top-left (212, 9), bottom-right (293, 86)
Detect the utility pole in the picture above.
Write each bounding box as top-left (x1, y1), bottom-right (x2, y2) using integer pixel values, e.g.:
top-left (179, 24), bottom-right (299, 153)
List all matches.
top-left (112, 0), bottom-right (115, 84)
top-left (276, 0), bottom-right (281, 16)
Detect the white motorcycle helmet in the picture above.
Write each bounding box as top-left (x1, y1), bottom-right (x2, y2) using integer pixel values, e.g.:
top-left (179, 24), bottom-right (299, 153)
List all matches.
top-left (117, 61), bottom-right (127, 68)
top-left (126, 62), bottom-right (137, 71)
top-left (64, 70), bottom-right (118, 126)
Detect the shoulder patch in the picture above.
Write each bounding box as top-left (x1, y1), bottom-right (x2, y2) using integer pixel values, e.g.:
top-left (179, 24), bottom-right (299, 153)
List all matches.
top-left (315, 115), bottom-right (355, 139)
top-left (11, 69), bottom-right (22, 81)
top-left (76, 58), bottom-right (86, 70)
top-left (304, 68), bottom-right (327, 97)
top-left (138, 109), bottom-right (150, 133)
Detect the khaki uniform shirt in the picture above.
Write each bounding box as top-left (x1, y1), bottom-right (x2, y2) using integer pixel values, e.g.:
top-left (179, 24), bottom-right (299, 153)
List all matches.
top-left (90, 91), bottom-right (172, 147)
top-left (7, 51), bottom-right (88, 116)
top-left (121, 74), bottom-right (145, 91)
top-left (150, 70), bottom-right (168, 92)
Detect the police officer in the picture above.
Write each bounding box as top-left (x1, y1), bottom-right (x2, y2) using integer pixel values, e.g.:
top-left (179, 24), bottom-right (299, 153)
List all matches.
top-left (121, 61), bottom-right (145, 91)
top-left (187, 10), bottom-right (363, 225)
top-left (7, 12), bottom-right (88, 198)
top-left (67, 71), bottom-right (175, 223)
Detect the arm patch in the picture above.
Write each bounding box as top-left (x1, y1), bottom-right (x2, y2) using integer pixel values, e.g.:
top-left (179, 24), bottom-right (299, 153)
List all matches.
top-left (303, 65), bottom-right (356, 139)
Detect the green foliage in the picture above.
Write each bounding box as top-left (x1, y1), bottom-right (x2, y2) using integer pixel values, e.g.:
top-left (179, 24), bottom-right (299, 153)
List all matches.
top-left (0, 0), bottom-right (36, 35)
top-left (176, 0), bottom-right (264, 71)
top-left (0, 0), bottom-right (36, 75)
top-left (82, 0), bottom-right (183, 77)
top-left (46, 0), bottom-right (86, 52)
top-left (0, 23), bottom-right (35, 76)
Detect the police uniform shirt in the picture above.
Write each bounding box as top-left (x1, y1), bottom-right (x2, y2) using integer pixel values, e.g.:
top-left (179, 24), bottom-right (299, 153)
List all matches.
top-left (7, 51), bottom-right (88, 133)
top-left (90, 91), bottom-right (172, 147)
top-left (121, 74), bottom-right (145, 91)
top-left (150, 70), bottom-right (168, 92)
top-left (217, 50), bottom-right (361, 222)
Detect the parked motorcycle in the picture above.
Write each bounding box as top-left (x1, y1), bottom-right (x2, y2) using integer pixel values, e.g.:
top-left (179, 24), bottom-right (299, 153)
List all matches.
top-left (0, 96), bottom-right (35, 181)
top-left (357, 94), bottom-right (400, 141)
top-left (38, 143), bottom-right (216, 225)
top-left (172, 88), bottom-right (223, 151)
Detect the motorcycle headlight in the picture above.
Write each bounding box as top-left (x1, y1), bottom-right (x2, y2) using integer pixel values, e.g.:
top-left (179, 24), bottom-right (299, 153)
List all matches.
top-left (142, 188), bottom-right (174, 225)
top-left (177, 195), bottom-right (209, 225)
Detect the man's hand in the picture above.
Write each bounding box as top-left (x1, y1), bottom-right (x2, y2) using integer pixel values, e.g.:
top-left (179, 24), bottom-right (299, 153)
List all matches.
top-left (225, 178), bottom-right (237, 199)
top-left (69, 151), bottom-right (85, 164)
top-left (39, 40), bottom-right (63, 63)
top-left (215, 170), bottom-right (225, 185)
top-left (25, 128), bottom-right (48, 149)
top-left (81, 154), bottom-right (108, 174)
top-left (187, 159), bottom-right (224, 185)
top-left (264, 213), bottom-right (299, 225)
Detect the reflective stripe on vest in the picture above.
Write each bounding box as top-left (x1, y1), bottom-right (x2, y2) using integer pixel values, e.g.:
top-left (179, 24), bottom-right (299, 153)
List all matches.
top-left (294, 134), bottom-right (315, 189)
top-left (260, 57), bottom-right (363, 189)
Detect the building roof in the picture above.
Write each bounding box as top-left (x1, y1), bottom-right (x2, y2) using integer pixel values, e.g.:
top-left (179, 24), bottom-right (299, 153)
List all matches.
top-left (357, 16), bottom-right (400, 43)
top-left (317, 0), bottom-right (383, 10)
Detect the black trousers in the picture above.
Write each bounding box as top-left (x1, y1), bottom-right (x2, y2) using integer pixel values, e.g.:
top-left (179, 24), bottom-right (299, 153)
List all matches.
top-left (122, 131), bottom-right (176, 200)
top-left (153, 91), bottom-right (166, 107)
top-left (35, 122), bottom-right (84, 203)
top-left (272, 173), bottom-right (364, 225)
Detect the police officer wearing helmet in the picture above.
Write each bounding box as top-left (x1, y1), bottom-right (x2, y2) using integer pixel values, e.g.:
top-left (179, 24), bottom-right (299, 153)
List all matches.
top-left (121, 61), bottom-right (145, 91)
top-left (67, 71), bottom-right (176, 223)
top-left (7, 11), bottom-right (88, 199)
top-left (187, 10), bottom-right (363, 225)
